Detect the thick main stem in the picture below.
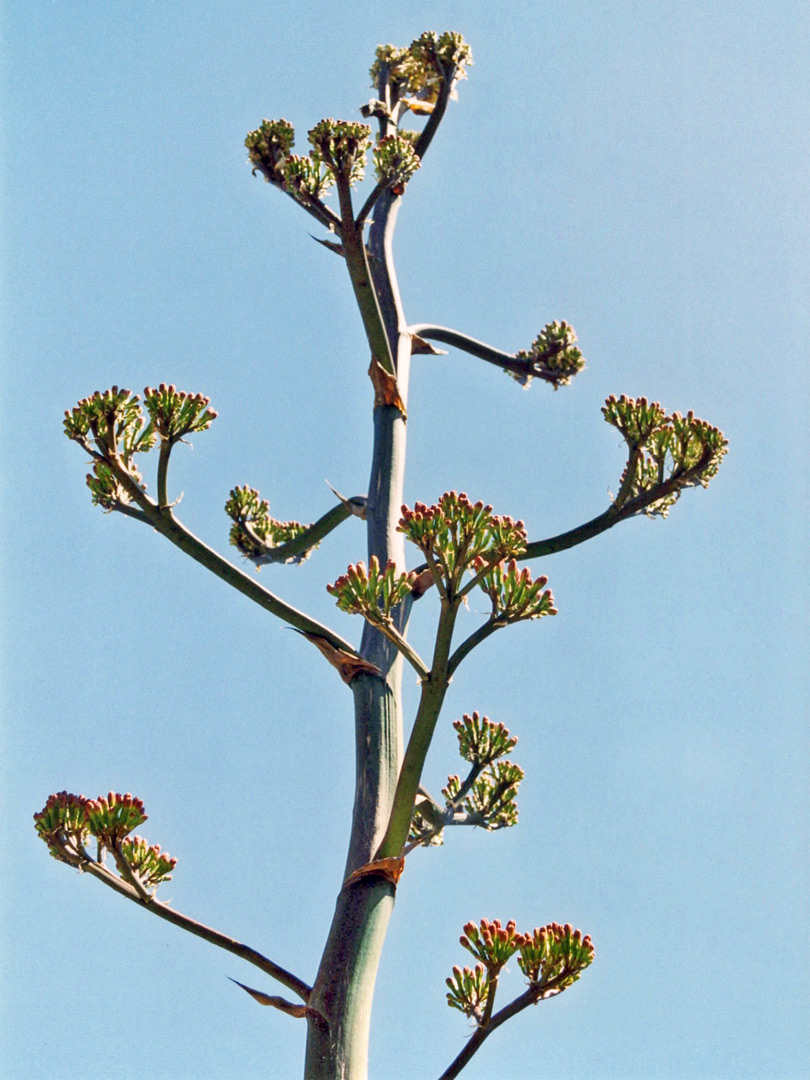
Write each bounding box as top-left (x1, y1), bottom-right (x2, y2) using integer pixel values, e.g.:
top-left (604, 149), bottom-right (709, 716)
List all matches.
top-left (304, 190), bottom-right (410, 1080)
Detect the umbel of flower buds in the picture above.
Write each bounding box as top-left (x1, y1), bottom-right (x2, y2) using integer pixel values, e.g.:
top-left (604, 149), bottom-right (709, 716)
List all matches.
top-left (398, 492), bottom-right (528, 590)
top-left (453, 712), bottom-right (517, 765)
top-left (63, 387), bottom-right (145, 446)
top-left (225, 485), bottom-right (311, 561)
top-left (34, 791), bottom-right (178, 891)
top-left (517, 922), bottom-right (595, 993)
top-left (515, 321), bottom-right (585, 389)
top-left (308, 119), bottom-right (372, 186)
top-left (143, 384), bottom-right (217, 442)
top-left (474, 558), bottom-right (557, 623)
top-left (443, 760), bottom-right (524, 830)
top-left (84, 791), bottom-right (147, 846)
top-left (602, 394), bottom-right (728, 517)
top-left (120, 835), bottom-right (177, 887)
top-left (327, 557), bottom-right (414, 621)
top-left (460, 918), bottom-right (529, 971)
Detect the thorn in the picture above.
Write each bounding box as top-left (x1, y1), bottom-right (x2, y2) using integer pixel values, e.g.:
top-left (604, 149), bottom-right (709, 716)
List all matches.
top-left (326, 482), bottom-right (367, 519)
top-left (310, 234), bottom-right (345, 258)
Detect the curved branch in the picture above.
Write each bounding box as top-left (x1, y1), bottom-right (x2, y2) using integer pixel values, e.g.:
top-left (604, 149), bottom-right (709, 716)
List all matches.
top-left (413, 65), bottom-right (458, 160)
top-left (104, 456), bottom-right (360, 656)
top-left (407, 324), bottom-right (533, 380)
top-left (447, 619), bottom-right (503, 679)
top-left (247, 500), bottom-right (361, 566)
top-left (521, 455), bottom-right (720, 561)
top-left (355, 177), bottom-right (392, 229)
top-left (80, 860), bottom-right (312, 1001)
top-left (437, 973), bottom-right (577, 1080)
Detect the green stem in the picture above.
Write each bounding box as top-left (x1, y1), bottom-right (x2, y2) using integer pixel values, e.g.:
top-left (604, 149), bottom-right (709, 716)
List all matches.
top-left (375, 598), bottom-right (459, 859)
top-left (304, 167), bottom-right (410, 1080)
top-left (157, 438), bottom-right (171, 509)
top-left (336, 177), bottom-right (396, 376)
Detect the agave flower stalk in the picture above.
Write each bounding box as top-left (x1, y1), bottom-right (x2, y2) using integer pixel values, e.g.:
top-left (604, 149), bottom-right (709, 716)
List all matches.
top-left (49, 29), bottom-right (726, 1080)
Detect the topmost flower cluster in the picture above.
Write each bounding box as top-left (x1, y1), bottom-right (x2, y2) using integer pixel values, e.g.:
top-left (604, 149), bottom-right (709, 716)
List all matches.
top-left (370, 31), bottom-right (473, 108)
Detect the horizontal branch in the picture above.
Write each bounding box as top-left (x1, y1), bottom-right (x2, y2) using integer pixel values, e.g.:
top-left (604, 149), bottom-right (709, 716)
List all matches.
top-left (407, 324), bottom-right (532, 380)
top-left (81, 860), bottom-right (311, 1001)
top-left (521, 457), bottom-right (718, 561)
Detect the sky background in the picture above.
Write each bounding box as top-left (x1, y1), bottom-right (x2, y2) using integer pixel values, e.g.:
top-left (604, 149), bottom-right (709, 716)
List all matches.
top-left (2, 2), bottom-right (808, 1078)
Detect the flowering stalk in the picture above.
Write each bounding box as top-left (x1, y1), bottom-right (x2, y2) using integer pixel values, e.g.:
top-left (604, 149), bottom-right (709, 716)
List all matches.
top-left (50, 29), bottom-right (728, 1080)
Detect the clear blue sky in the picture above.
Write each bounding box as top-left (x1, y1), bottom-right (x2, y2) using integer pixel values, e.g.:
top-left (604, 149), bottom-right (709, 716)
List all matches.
top-left (3, 2), bottom-right (808, 1078)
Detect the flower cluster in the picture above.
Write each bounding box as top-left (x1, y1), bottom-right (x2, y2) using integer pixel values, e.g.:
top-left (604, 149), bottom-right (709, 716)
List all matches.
top-left (461, 918), bottom-right (530, 970)
top-left (225, 486), bottom-right (313, 563)
top-left (280, 153), bottom-right (334, 201)
top-left (453, 712), bottom-right (517, 766)
top-left (373, 134), bottom-right (421, 190)
top-left (474, 558), bottom-right (557, 624)
top-left (34, 791), bottom-right (176, 895)
top-left (443, 761), bottom-right (524, 830)
top-left (446, 919), bottom-right (528, 1024)
top-left (603, 395), bottom-right (728, 517)
top-left (64, 387), bottom-right (154, 492)
top-left (33, 791), bottom-right (91, 866)
top-left (327, 557), bottom-right (413, 623)
top-left (245, 118), bottom-right (296, 182)
top-left (245, 119), bottom-right (336, 203)
top-left (444, 963), bottom-right (488, 1019)
top-left (445, 964), bottom-right (490, 1022)
top-left (446, 917), bottom-right (594, 1025)
top-left (84, 791), bottom-right (147, 847)
top-left (143, 384), bottom-right (217, 443)
top-left (85, 461), bottom-right (132, 511)
top-left (398, 492), bottom-right (527, 594)
top-left (308, 119), bottom-right (372, 186)
top-left (119, 835), bottom-right (177, 888)
top-left (65, 385), bottom-right (216, 512)
top-left (517, 923), bottom-right (595, 995)
top-left (371, 32), bottom-right (473, 111)
top-left (515, 321), bottom-right (585, 389)
top-left (409, 713), bottom-right (522, 847)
